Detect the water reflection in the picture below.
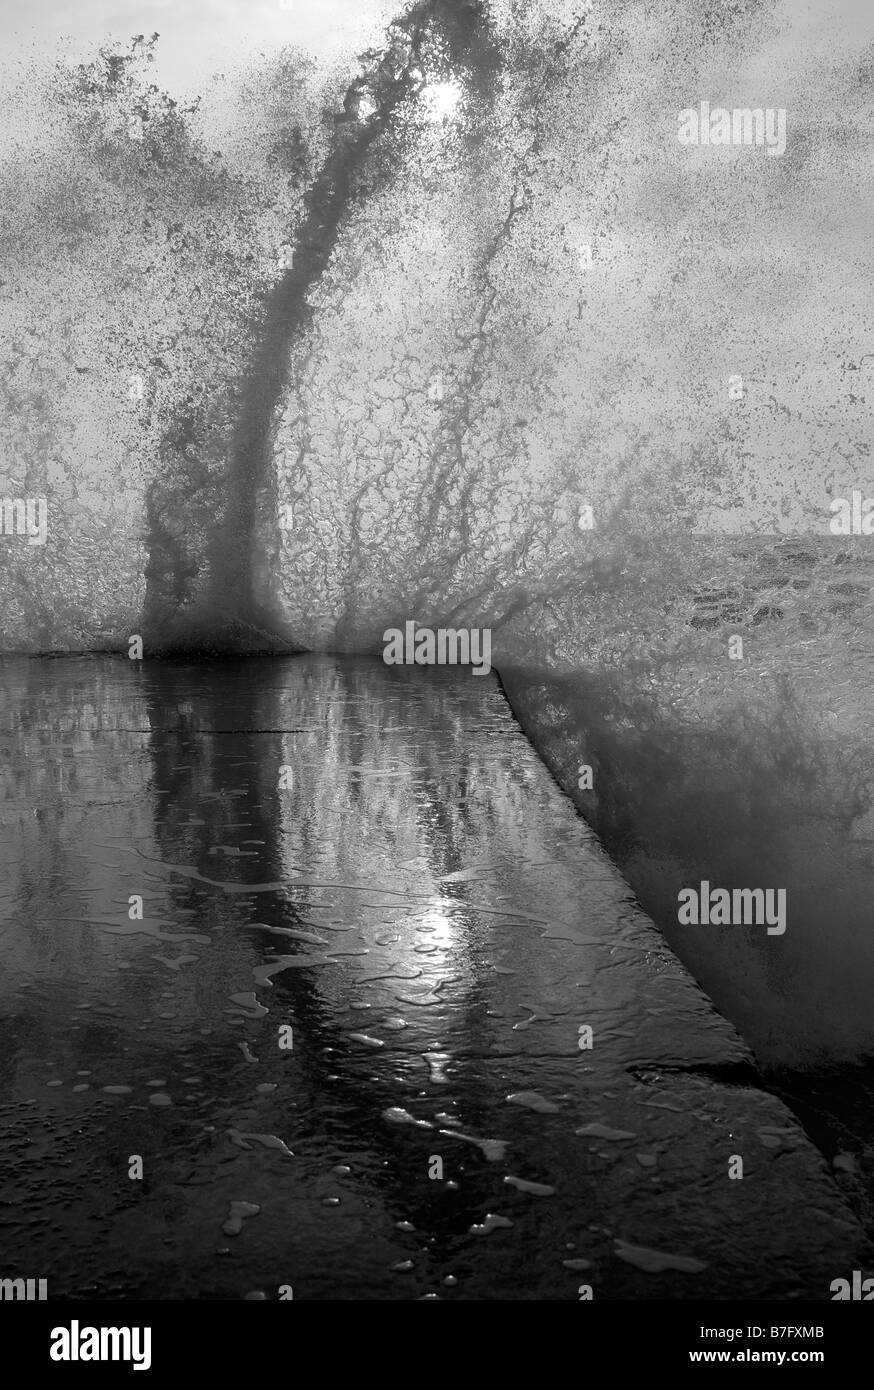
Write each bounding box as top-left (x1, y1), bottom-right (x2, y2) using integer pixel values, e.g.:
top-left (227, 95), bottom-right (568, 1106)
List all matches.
top-left (0, 655), bottom-right (861, 1299)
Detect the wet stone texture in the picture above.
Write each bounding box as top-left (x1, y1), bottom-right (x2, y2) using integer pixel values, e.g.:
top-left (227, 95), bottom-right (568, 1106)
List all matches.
top-left (0, 653), bottom-right (863, 1299)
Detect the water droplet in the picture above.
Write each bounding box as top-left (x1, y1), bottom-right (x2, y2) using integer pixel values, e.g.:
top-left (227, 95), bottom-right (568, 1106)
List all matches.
top-left (575, 1122), bottom-right (636, 1141)
top-left (222, 1201), bottom-right (260, 1236)
top-left (506, 1091), bottom-right (560, 1114)
top-left (469, 1213), bottom-right (513, 1235)
top-left (615, 1240), bottom-right (706, 1274)
top-left (503, 1175), bottom-right (555, 1196)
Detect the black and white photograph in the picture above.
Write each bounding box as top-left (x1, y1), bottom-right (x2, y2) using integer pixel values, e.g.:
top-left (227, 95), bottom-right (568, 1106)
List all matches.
top-left (0, 0), bottom-right (872, 1355)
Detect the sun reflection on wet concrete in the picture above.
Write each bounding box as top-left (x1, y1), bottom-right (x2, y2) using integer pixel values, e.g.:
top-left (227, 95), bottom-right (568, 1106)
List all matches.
top-left (0, 654), bottom-right (862, 1299)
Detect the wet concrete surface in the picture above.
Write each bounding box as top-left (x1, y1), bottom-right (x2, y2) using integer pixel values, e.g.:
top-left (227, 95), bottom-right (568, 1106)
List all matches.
top-left (0, 654), bottom-right (864, 1298)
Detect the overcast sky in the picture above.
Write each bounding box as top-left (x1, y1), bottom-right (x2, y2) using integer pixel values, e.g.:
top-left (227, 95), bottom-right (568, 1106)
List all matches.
top-left (2, 0), bottom-right (394, 96)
